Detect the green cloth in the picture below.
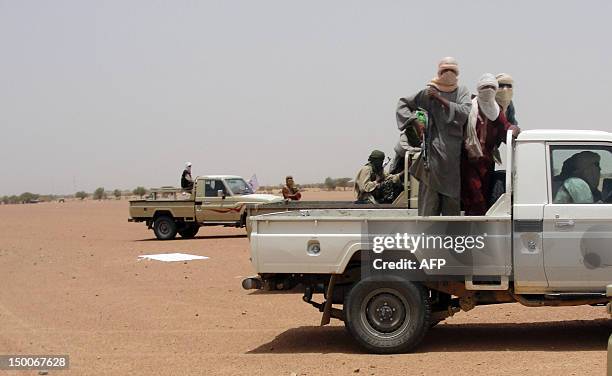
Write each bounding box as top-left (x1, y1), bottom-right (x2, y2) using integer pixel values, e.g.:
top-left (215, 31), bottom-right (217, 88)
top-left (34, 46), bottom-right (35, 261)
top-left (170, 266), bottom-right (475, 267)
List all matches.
top-left (553, 178), bottom-right (594, 204)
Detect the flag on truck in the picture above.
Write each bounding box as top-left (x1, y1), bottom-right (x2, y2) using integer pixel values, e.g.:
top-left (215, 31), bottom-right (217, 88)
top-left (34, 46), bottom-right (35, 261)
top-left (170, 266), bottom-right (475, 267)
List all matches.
top-left (248, 174), bottom-right (259, 192)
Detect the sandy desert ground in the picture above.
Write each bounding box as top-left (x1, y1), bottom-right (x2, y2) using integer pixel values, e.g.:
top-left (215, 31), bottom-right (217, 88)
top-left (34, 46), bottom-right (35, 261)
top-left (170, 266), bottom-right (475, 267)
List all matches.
top-left (0, 191), bottom-right (610, 375)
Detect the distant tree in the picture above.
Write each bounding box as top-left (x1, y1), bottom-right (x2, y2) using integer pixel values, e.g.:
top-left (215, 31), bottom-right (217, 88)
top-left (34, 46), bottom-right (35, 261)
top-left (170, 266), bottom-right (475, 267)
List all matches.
top-left (113, 189), bottom-right (122, 199)
top-left (324, 177), bottom-right (337, 191)
top-left (75, 191), bottom-right (88, 200)
top-left (19, 192), bottom-right (39, 203)
top-left (8, 195), bottom-right (19, 204)
top-left (335, 177), bottom-right (353, 191)
top-left (132, 186), bottom-right (147, 198)
top-left (93, 187), bottom-right (106, 200)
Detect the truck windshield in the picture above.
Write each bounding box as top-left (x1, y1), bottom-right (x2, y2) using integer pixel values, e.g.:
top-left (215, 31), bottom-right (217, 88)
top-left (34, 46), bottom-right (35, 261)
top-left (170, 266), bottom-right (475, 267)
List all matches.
top-left (225, 179), bottom-right (253, 195)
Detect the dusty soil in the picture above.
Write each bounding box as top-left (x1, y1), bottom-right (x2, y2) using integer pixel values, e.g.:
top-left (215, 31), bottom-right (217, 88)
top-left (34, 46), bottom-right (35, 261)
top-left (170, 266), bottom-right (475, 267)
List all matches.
top-left (0, 192), bottom-right (610, 375)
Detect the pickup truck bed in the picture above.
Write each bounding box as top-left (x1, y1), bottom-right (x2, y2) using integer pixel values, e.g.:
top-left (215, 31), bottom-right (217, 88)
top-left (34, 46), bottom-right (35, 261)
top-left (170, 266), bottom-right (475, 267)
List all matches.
top-left (247, 200), bottom-right (402, 216)
top-left (245, 201), bottom-right (402, 234)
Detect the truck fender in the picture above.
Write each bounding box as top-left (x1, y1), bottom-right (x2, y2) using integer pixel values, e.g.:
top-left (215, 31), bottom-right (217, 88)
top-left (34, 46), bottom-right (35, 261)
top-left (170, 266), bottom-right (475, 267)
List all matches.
top-left (336, 241), bottom-right (370, 273)
top-left (153, 210), bottom-right (174, 220)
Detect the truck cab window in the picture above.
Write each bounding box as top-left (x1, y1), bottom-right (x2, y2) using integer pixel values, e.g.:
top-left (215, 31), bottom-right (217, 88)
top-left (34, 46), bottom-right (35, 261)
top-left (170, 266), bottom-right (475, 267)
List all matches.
top-left (550, 145), bottom-right (612, 204)
top-left (225, 178), bottom-right (253, 195)
top-left (204, 180), bottom-right (228, 197)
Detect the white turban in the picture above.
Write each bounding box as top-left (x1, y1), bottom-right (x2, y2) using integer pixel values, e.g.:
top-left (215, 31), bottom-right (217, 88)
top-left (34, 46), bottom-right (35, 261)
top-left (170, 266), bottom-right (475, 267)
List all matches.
top-left (477, 73), bottom-right (498, 90)
top-left (476, 73), bottom-right (500, 121)
top-left (496, 73), bottom-right (514, 85)
top-left (495, 73), bottom-right (514, 111)
top-left (464, 73), bottom-right (501, 160)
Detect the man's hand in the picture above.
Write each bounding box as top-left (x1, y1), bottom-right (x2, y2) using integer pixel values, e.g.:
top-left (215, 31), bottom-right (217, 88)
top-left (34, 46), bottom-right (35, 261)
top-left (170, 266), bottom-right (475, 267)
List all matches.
top-left (426, 86), bottom-right (439, 99)
top-left (413, 120), bottom-right (425, 139)
top-left (386, 174), bottom-right (401, 184)
top-left (426, 86), bottom-right (450, 109)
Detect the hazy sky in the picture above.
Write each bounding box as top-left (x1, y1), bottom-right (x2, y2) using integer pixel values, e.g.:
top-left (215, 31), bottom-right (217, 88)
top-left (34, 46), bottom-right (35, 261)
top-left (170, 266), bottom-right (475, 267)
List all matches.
top-left (1, 0), bottom-right (611, 195)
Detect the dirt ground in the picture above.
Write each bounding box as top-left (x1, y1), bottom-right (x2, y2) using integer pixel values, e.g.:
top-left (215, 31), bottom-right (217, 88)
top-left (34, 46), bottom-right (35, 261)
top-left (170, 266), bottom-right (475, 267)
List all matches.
top-left (0, 191), bottom-right (610, 375)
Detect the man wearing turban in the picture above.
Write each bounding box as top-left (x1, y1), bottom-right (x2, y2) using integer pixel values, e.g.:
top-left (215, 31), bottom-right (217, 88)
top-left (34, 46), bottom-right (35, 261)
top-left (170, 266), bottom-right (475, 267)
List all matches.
top-left (396, 57), bottom-right (472, 215)
top-left (495, 73), bottom-right (518, 125)
top-left (354, 150), bottom-right (400, 203)
top-left (462, 73), bottom-right (520, 215)
top-left (553, 151), bottom-right (602, 204)
top-left (181, 162), bottom-right (194, 190)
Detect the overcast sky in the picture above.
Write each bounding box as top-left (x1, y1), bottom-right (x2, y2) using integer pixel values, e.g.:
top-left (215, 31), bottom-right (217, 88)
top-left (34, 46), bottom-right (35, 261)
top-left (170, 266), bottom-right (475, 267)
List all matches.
top-left (1, 0), bottom-right (611, 195)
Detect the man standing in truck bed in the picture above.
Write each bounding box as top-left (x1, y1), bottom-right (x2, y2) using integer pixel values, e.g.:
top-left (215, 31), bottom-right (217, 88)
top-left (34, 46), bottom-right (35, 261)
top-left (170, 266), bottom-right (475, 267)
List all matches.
top-left (396, 57), bottom-right (472, 215)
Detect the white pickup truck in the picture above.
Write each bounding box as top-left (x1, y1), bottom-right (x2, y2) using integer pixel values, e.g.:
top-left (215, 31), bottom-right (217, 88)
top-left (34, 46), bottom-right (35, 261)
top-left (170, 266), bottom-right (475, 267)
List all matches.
top-left (243, 130), bottom-right (612, 354)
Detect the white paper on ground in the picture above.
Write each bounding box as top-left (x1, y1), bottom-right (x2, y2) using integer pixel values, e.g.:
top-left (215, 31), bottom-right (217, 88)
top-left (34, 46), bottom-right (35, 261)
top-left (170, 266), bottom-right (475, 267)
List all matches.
top-left (138, 253), bottom-right (209, 262)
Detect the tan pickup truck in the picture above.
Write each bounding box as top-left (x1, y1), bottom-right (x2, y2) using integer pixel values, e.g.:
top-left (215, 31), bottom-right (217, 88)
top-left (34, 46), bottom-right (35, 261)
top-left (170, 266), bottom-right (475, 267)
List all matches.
top-left (129, 175), bottom-right (282, 240)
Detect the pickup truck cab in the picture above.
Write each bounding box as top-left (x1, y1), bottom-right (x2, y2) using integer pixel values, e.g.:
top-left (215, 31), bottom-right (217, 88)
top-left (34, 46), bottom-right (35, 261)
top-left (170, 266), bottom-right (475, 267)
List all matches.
top-left (244, 130), bottom-right (612, 354)
top-left (129, 175), bottom-right (282, 240)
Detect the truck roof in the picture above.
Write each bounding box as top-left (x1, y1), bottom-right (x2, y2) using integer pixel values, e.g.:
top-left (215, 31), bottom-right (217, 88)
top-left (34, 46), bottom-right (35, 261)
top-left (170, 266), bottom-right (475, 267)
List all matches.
top-left (517, 129), bottom-right (612, 142)
top-left (196, 175), bottom-right (244, 180)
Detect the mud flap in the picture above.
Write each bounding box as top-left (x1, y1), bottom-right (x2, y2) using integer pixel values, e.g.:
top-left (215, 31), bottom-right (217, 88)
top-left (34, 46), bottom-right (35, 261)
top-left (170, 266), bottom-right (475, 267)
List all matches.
top-left (320, 274), bottom-right (337, 326)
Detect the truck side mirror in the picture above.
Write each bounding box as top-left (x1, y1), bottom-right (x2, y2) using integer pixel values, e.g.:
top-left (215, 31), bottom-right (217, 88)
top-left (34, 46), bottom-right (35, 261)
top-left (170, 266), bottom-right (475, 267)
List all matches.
top-left (217, 190), bottom-right (225, 199)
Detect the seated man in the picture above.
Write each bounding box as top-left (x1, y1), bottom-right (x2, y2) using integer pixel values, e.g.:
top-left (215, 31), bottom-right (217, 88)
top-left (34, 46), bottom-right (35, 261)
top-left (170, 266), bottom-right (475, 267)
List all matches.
top-left (354, 150), bottom-right (400, 204)
top-left (282, 176), bottom-right (302, 200)
top-left (181, 162), bottom-right (194, 190)
top-left (553, 151), bottom-right (601, 204)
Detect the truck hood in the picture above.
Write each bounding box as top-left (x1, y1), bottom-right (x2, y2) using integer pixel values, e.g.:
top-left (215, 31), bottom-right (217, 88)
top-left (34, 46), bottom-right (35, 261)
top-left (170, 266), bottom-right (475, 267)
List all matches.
top-left (242, 193), bottom-right (283, 202)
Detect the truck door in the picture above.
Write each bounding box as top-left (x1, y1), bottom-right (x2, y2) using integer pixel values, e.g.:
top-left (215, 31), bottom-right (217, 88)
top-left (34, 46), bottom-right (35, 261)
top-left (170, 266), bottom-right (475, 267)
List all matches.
top-left (195, 179), bottom-right (232, 222)
top-left (542, 143), bottom-right (612, 292)
top-left (222, 178), bottom-right (250, 220)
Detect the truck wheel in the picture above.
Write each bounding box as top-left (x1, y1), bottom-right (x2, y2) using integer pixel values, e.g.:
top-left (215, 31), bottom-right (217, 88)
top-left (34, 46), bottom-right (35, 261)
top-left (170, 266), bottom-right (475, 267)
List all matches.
top-left (178, 223), bottom-right (199, 239)
top-left (153, 216), bottom-right (177, 240)
top-left (344, 280), bottom-right (430, 354)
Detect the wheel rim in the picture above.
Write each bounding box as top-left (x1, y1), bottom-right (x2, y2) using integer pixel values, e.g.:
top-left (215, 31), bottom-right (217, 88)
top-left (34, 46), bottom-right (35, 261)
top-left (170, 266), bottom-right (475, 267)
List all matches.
top-left (158, 221), bottom-right (171, 235)
top-left (360, 288), bottom-right (410, 339)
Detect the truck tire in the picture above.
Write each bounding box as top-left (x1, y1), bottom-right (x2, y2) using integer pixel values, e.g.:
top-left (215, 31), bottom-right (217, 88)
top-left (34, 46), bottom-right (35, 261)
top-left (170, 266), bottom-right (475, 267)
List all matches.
top-left (344, 279), bottom-right (430, 354)
top-left (178, 223), bottom-right (199, 239)
top-left (153, 216), bottom-right (177, 240)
